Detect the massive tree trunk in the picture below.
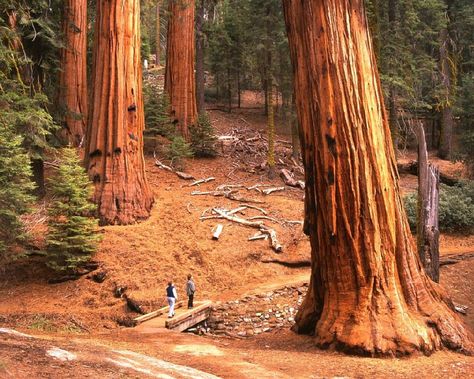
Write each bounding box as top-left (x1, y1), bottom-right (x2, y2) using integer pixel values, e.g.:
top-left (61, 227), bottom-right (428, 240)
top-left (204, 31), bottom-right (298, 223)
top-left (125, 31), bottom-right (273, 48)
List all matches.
top-left (85, 0), bottom-right (154, 225)
top-left (283, 0), bottom-right (473, 356)
top-left (58, 0), bottom-right (88, 147)
top-left (196, 0), bottom-right (206, 113)
top-left (164, 0), bottom-right (198, 141)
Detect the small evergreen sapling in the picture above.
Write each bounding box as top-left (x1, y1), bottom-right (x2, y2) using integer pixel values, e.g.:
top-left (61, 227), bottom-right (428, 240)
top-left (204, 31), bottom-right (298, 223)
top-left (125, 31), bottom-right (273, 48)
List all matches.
top-left (0, 125), bottom-right (35, 253)
top-left (46, 148), bottom-right (101, 272)
top-left (191, 112), bottom-right (217, 157)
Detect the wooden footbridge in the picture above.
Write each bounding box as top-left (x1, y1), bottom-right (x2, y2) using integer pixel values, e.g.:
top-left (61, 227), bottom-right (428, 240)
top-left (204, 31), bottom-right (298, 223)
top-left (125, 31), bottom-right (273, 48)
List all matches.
top-left (133, 301), bottom-right (213, 333)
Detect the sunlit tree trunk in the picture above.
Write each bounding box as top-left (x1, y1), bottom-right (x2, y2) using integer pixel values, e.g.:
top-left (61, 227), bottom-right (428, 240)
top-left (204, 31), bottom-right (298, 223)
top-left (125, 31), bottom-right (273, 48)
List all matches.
top-left (58, 0), bottom-right (88, 147)
top-left (164, 0), bottom-right (198, 141)
top-left (85, 0), bottom-right (154, 225)
top-left (196, 0), bottom-right (206, 113)
top-left (283, 0), bottom-right (472, 356)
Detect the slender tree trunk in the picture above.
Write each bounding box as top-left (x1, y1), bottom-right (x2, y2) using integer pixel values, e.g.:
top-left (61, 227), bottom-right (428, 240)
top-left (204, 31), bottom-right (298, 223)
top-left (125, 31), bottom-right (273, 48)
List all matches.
top-left (417, 125), bottom-right (440, 282)
top-left (164, 0), bottom-right (197, 141)
top-left (227, 67), bottom-right (232, 112)
top-left (283, 0), bottom-right (472, 356)
top-left (196, 0), bottom-right (206, 113)
top-left (237, 70), bottom-right (241, 109)
top-left (267, 84), bottom-right (276, 179)
top-left (58, 0), bottom-right (88, 147)
top-left (156, 0), bottom-right (161, 66)
top-left (438, 23), bottom-right (454, 159)
top-left (290, 93), bottom-right (299, 159)
top-left (86, 0), bottom-right (154, 225)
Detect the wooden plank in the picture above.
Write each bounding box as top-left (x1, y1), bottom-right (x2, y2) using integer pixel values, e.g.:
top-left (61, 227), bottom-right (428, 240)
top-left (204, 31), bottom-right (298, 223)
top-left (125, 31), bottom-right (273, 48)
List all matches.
top-left (165, 301), bottom-right (212, 332)
top-left (134, 301), bottom-right (184, 324)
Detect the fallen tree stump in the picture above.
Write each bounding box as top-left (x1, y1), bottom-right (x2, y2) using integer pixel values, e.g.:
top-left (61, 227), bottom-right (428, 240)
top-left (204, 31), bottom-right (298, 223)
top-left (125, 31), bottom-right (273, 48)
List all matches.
top-left (212, 224), bottom-right (224, 240)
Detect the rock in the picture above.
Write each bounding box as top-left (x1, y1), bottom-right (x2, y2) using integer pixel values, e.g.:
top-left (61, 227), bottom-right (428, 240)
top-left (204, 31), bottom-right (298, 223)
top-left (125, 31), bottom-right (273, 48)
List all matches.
top-left (237, 331), bottom-right (247, 337)
top-left (263, 327), bottom-right (271, 332)
top-left (254, 328), bottom-right (262, 334)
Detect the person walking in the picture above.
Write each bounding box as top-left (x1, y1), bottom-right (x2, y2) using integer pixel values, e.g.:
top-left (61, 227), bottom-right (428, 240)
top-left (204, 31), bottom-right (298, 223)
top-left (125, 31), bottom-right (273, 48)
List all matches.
top-left (186, 274), bottom-right (195, 309)
top-left (166, 281), bottom-right (178, 318)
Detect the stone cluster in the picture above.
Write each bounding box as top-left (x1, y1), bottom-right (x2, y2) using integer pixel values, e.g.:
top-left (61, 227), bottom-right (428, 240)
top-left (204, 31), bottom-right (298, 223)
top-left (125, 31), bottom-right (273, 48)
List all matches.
top-left (198, 283), bottom-right (308, 338)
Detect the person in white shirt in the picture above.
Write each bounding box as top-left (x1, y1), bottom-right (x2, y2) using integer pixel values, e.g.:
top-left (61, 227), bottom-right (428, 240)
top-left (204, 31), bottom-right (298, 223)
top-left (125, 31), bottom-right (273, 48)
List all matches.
top-left (166, 281), bottom-right (178, 318)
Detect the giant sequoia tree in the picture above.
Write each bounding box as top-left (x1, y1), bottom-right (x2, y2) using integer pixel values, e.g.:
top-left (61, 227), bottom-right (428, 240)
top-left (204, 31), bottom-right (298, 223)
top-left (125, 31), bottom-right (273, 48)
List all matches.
top-left (164, 0), bottom-right (198, 141)
top-left (283, 0), bottom-right (473, 356)
top-left (85, 0), bottom-right (153, 225)
top-left (58, 0), bottom-right (88, 147)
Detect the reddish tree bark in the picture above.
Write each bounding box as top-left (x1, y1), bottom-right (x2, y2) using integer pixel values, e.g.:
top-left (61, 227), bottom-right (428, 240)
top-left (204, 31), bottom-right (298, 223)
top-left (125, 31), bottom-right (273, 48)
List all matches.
top-left (58, 0), bottom-right (88, 147)
top-left (164, 0), bottom-right (198, 141)
top-left (85, 0), bottom-right (154, 225)
top-left (283, 0), bottom-right (473, 356)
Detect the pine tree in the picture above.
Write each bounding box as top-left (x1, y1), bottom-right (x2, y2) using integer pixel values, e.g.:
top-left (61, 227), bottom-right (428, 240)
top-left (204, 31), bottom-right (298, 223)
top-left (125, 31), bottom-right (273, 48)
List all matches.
top-left (0, 125), bottom-right (35, 253)
top-left (46, 148), bottom-right (100, 273)
top-left (191, 112), bottom-right (217, 157)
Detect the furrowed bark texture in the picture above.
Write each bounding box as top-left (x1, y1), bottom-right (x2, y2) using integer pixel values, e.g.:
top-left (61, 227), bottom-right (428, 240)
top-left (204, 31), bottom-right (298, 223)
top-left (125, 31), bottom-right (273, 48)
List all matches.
top-left (86, 0), bottom-right (153, 225)
top-left (283, 0), bottom-right (473, 356)
top-left (156, 1), bottom-right (161, 66)
top-left (164, 0), bottom-right (197, 141)
top-left (58, 0), bottom-right (88, 147)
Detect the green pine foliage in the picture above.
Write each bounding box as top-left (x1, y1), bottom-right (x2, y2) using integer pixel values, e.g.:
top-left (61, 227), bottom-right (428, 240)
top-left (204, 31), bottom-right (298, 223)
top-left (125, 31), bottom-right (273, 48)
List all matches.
top-left (46, 148), bottom-right (101, 273)
top-left (167, 136), bottom-right (194, 170)
top-left (0, 125), bottom-right (36, 253)
top-left (191, 112), bottom-right (217, 157)
top-left (144, 84), bottom-right (175, 139)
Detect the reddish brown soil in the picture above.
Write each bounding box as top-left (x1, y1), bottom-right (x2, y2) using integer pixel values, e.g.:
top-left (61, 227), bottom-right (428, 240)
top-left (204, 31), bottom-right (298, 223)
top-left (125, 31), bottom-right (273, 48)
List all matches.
top-left (0, 92), bottom-right (473, 377)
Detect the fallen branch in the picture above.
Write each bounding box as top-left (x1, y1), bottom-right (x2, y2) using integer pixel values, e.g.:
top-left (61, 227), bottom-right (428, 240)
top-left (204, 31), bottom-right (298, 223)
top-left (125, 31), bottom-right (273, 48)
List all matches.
top-left (260, 226), bottom-right (283, 253)
top-left (248, 233), bottom-right (268, 241)
top-left (262, 187), bottom-right (285, 195)
top-left (176, 171), bottom-right (195, 180)
top-left (439, 252), bottom-right (474, 266)
top-left (239, 204), bottom-right (268, 215)
top-left (280, 169), bottom-right (305, 190)
top-left (213, 208), bottom-right (264, 228)
top-left (189, 177), bottom-right (215, 187)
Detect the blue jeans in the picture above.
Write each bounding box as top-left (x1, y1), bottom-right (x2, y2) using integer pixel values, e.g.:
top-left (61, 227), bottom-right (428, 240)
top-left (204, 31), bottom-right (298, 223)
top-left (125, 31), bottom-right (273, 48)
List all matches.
top-left (167, 297), bottom-right (176, 317)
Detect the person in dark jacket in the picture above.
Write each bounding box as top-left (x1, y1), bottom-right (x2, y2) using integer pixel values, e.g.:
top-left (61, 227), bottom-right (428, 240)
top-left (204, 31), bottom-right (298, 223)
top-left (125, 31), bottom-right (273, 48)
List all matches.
top-left (166, 281), bottom-right (178, 318)
top-left (185, 274), bottom-right (195, 309)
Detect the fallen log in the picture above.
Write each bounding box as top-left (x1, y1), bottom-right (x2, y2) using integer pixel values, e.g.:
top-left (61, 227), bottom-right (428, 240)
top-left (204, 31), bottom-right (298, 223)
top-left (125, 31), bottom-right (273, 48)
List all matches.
top-left (212, 224), bottom-right (224, 240)
top-left (397, 160), bottom-right (461, 186)
top-left (261, 259), bottom-right (311, 268)
top-left (439, 252), bottom-right (474, 266)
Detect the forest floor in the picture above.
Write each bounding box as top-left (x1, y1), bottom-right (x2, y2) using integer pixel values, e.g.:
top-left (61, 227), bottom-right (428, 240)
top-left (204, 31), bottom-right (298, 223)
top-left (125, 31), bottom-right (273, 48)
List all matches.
top-left (0, 90), bottom-right (473, 378)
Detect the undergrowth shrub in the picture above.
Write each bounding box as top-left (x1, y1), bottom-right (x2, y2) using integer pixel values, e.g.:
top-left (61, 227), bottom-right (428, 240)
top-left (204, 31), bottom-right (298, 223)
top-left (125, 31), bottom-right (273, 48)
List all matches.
top-left (191, 112), bottom-right (217, 157)
top-left (404, 181), bottom-right (474, 233)
top-left (167, 136), bottom-right (193, 170)
top-left (144, 84), bottom-right (175, 139)
top-left (46, 148), bottom-right (101, 273)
